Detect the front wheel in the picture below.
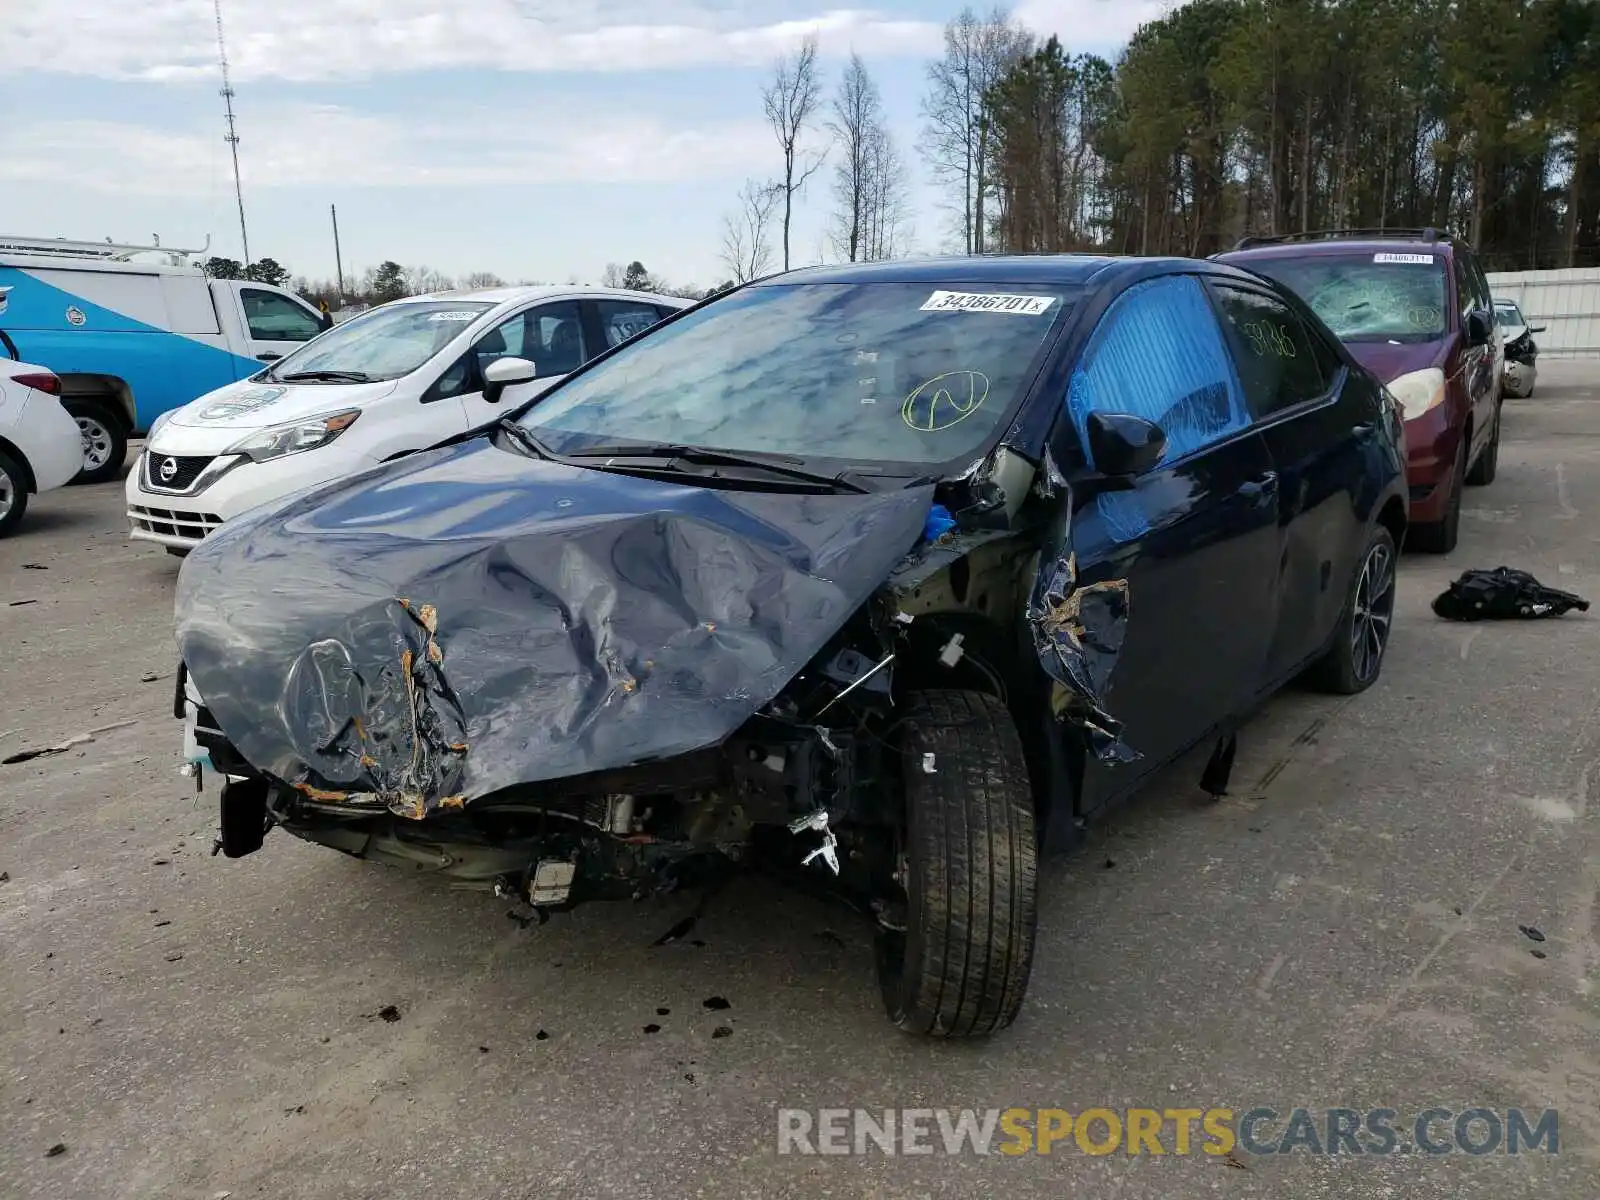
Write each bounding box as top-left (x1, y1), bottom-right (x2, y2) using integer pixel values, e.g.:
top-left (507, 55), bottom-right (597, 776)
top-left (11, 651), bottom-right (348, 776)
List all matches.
top-left (1309, 526), bottom-right (1398, 694)
top-left (1411, 436), bottom-right (1464, 554)
top-left (63, 399), bottom-right (128, 485)
top-left (0, 449), bottom-right (29, 538)
top-left (876, 690), bottom-right (1038, 1038)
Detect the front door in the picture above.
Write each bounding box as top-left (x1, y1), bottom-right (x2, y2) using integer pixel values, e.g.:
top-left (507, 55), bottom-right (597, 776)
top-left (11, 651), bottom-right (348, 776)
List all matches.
top-left (457, 300), bottom-right (589, 430)
top-left (237, 286), bottom-right (325, 367)
top-left (1052, 273), bottom-right (1282, 812)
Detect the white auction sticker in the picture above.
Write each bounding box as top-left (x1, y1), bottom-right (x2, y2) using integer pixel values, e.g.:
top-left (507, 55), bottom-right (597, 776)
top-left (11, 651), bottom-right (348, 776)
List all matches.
top-left (1373, 252), bottom-right (1434, 265)
top-left (427, 310), bottom-right (480, 322)
top-left (920, 290), bottom-right (1056, 316)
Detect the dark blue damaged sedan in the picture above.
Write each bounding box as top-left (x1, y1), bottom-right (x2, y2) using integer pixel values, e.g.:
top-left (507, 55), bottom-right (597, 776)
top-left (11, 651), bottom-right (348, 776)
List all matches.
top-left (175, 255), bottom-right (1407, 1038)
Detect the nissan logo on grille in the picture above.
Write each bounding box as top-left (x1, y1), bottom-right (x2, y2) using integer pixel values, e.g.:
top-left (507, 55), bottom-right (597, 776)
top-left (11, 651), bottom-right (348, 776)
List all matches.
top-left (159, 456), bottom-right (179, 483)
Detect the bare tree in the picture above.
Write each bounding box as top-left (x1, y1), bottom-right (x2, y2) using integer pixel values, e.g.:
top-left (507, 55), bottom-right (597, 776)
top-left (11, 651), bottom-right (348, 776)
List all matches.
top-left (827, 54), bottom-right (882, 262)
top-left (864, 125), bottom-right (913, 260)
top-left (720, 178), bottom-right (782, 283)
top-left (462, 271), bottom-right (505, 289)
top-left (921, 6), bottom-right (1031, 254)
top-left (600, 262), bottom-right (628, 288)
top-left (405, 265), bottom-right (454, 294)
top-left (762, 35), bottom-right (826, 270)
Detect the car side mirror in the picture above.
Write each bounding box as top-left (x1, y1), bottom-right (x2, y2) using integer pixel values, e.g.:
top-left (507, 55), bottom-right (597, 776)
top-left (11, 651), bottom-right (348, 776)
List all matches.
top-left (482, 356), bottom-right (538, 403)
top-left (1530, 325), bottom-right (1547, 334)
top-left (1465, 310), bottom-right (1492, 346)
top-left (1086, 411), bottom-right (1166, 479)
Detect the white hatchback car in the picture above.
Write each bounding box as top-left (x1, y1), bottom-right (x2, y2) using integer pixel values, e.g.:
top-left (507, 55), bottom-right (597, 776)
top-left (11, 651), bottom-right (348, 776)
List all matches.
top-left (126, 285), bottom-right (691, 553)
top-left (2, 285), bottom-right (84, 538)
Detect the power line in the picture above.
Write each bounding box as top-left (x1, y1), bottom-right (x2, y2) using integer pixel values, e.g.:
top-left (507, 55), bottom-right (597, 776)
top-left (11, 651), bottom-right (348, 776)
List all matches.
top-left (214, 0), bottom-right (250, 270)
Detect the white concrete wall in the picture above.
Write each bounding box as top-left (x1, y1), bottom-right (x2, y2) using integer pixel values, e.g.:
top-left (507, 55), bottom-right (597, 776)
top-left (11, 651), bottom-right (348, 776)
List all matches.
top-left (1486, 267), bottom-right (1600, 358)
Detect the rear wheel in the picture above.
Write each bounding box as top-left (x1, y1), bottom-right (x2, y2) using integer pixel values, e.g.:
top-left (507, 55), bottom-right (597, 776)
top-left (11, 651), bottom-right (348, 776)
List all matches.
top-left (876, 690), bottom-right (1038, 1038)
top-left (0, 449), bottom-right (29, 538)
top-left (1411, 435), bottom-right (1465, 553)
top-left (63, 398), bottom-right (127, 485)
top-left (1466, 402), bottom-right (1500, 486)
top-left (1309, 526), bottom-right (1397, 694)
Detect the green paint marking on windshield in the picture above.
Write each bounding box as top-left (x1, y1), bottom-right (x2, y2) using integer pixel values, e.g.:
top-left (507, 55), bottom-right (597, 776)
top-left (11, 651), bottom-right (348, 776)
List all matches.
top-left (901, 370), bottom-right (990, 433)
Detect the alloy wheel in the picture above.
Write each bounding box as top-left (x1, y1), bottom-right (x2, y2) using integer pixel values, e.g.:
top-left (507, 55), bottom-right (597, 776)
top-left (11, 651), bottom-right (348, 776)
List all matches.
top-left (1350, 541), bottom-right (1396, 683)
top-left (0, 464), bottom-right (13, 521)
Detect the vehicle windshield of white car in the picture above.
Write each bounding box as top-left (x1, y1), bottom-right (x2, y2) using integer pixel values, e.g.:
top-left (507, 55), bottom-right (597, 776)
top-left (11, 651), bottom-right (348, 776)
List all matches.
top-left (1242, 254), bottom-right (1448, 343)
top-left (522, 281), bottom-right (1074, 470)
top-left (266, 301), bottom-right (495, 383)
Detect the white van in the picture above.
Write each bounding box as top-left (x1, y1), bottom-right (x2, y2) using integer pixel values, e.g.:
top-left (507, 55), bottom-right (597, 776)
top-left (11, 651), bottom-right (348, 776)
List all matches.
top-left (126, 284), bottom-right (691, 553)
top-left (0, 237), bottom-right (332, 482)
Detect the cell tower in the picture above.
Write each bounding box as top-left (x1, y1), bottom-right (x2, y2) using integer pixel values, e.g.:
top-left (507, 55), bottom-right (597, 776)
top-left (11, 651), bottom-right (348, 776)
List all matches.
top-left (214, 0), bottom-right (251, 270)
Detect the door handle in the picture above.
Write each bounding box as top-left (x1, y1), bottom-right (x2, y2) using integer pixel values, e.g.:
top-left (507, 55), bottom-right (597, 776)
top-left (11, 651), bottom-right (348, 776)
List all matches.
top-left (1239, 471), bottom-right (1278, 503)
top-left (256, 352), bottom-right (282, 361)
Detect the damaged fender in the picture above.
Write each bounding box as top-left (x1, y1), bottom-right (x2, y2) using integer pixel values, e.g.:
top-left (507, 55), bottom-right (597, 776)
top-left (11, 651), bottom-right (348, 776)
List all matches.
top-left (1026, 551), bottom-right (1138, 764)
top-left (173, 438), bottom-right (935, 818)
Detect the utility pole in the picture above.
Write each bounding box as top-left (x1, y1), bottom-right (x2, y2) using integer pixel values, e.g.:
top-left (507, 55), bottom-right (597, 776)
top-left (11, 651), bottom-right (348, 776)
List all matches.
top-left (331, 204), bottom-right (345, 305)
top-left (214, 0), bottom-right (250, 273)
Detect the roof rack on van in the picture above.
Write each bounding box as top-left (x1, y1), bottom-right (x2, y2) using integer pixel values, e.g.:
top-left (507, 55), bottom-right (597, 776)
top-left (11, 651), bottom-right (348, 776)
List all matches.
top-left (0, 234), bottom-right (211, 267)
top-left (1231, 227), bottom-right (1451, 252)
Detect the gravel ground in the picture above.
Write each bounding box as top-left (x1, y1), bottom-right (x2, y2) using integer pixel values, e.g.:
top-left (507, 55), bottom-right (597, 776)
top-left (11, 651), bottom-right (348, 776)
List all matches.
top-left (3, 362), bottom-right (1598, 1199)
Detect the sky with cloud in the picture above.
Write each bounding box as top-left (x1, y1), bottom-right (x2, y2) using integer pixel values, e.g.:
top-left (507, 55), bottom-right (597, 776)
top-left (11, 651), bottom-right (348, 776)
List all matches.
top-left (1, 1), bottom-right (1168, 290)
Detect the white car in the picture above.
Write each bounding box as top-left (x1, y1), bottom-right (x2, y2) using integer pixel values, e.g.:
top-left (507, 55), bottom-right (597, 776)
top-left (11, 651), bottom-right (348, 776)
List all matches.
top-left (1494, 297), bottom-right (1544, 399)
top-left (126, 285), bottom-right (691, 553)
top-left (1, 287), bottom-right (84, 537)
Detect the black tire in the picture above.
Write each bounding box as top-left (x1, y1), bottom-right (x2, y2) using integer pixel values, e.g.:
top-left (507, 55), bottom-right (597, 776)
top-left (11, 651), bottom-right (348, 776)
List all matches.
top-left (1309, 526), bottom-right (1398, 695)
top-left (63, 398), bottom-right (127, 485)
top-left (876, 690), bottom-right (1038, 1038)
top-left (1466, 402), bottom-right (1500, 486)
top-left (0, 448), bottom-right (29, 538)
top-left (1410, 435), bottom-right (1464, 553)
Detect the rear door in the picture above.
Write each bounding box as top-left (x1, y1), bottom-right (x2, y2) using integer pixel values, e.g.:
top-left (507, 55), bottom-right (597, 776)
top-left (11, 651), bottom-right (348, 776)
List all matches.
top-left (1059, 273), bottom-right (1282, 811)
top-left (236, 286), bottom-right (326, 366)
top-left (1207, 279), bottom-right (1376, 682)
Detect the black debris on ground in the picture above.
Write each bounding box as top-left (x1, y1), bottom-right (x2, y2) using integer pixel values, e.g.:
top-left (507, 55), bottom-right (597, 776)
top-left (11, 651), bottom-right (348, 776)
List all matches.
top-left (711, 1026), bottom-right (733, 1039)
top-left (376, 1005), bottom-right (401, 1023)
top-left (702, 996), bottom-right (731, 1011)
top-left (656, 1007), bottom-right (670, 1016)
top-left (45, 1143), bottom-right (66, 1158)
top-left (652, 916), bottom-right (696, 946)
top-left (535, 1030), bottom-right (549, 1041)
top-left (643, 1024), bottom-right (661, 1035)
top-left (1519, 924), bottom-right (1546, 942)
top-left (1531, 949), bottom-right (1548, 960)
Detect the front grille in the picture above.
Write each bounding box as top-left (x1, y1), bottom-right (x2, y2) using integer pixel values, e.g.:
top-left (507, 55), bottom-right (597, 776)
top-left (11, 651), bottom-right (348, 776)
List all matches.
top-left (129, 504), bottom-right (225, 544)
top-left (144, 453), bottom-right (215, 492)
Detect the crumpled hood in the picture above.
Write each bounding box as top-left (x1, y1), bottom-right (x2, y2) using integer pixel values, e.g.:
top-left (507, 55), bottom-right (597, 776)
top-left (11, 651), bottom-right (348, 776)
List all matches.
top-left (174, 437), bottom-right (934, 815)
top-left (1343, 338), bottom-right (1449, 385)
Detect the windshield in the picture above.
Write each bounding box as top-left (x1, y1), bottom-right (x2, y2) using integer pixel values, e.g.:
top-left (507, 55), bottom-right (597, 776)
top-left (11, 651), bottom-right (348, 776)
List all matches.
top-left (266, 301), bottom-right (495, 382)
top-left (1495, 301), bottom-right (1525, 327)
top-left (1243, 253), bottom-right (1448, 343)
top-left (520, 281), bottom-right (1072, 468)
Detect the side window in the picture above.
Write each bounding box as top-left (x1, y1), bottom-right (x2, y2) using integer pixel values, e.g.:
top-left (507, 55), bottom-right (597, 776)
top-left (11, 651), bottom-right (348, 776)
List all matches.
top-left (595, 299), bottom-right (663, 349)
top-left (424, 352), bottom-right (475, 403)
top-left (1453, 254), bottom-right (1475, 324)
top-left (1210, 285), bottom-right (1332, 419)
top-left (472, 301), bottom-right (586, 378)
top-left (1066, 274), bottom-right (1251, 469)
top-left (241, 289), bottom-right (322, 342)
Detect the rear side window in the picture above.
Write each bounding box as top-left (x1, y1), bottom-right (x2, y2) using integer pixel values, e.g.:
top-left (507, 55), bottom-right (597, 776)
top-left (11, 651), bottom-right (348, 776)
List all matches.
top-left (1209, 285), bottom-right (1333, 418)
top-left (1067, 274), bottom-right (1250, 468)
top-left (595, 299), bottom-right (664, 348)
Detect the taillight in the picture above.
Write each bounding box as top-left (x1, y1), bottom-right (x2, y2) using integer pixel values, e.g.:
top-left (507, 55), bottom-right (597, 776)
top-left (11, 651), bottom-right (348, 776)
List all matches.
top-left (13, 371), bottom-right (61, 396)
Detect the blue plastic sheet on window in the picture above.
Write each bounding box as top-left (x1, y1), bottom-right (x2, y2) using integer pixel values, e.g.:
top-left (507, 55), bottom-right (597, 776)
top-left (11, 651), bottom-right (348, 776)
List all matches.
top-left (922, 502), bottom-right (957, 543)
top-left (1067, 276), bottom-right (1248, 471)
top-left (1094, 489), bottom-right (1151, 542)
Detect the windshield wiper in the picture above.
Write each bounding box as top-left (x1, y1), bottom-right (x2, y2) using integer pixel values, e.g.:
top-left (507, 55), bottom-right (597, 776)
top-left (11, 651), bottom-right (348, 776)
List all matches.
top-left (276, 369), bottom-right (376, 383)
top-left (495, 418), bottom-right (558, 460)
top-left (561, 441), bottom-right (876, 494)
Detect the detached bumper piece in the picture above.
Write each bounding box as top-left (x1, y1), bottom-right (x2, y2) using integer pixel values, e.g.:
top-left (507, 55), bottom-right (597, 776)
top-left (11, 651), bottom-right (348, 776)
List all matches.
top-left (1432, 566), bottom-right (1589, 620)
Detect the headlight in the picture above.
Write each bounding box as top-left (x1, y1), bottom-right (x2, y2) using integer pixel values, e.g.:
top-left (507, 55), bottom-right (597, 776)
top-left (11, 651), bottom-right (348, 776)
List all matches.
top-left (225, 409), bottom-right (361, 463)
top-left (1385, 368), bottom-right (1446, 421)
top-left (147, 410), bottom-right (175, 443)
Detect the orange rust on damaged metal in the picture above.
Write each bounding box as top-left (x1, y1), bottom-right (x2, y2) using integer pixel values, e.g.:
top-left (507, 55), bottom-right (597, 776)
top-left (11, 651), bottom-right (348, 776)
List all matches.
top-left (439, 793), bottom-right (467, 810)
top-left (294, 782), bottom-right (355, 803)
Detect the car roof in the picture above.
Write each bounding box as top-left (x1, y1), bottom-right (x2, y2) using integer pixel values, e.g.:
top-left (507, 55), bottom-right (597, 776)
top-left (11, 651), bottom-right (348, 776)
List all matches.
top-left (1215, 233), bottom-right (1459, 264)
top-left (399, 285), bottom-right (691, 307)
top-left (760, 254), bottom-right (1193, 288)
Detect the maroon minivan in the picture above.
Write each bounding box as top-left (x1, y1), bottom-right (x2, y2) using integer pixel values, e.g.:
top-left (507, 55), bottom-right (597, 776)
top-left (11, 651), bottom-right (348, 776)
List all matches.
top-left (1215, 229), bottom-right (1502, 552)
